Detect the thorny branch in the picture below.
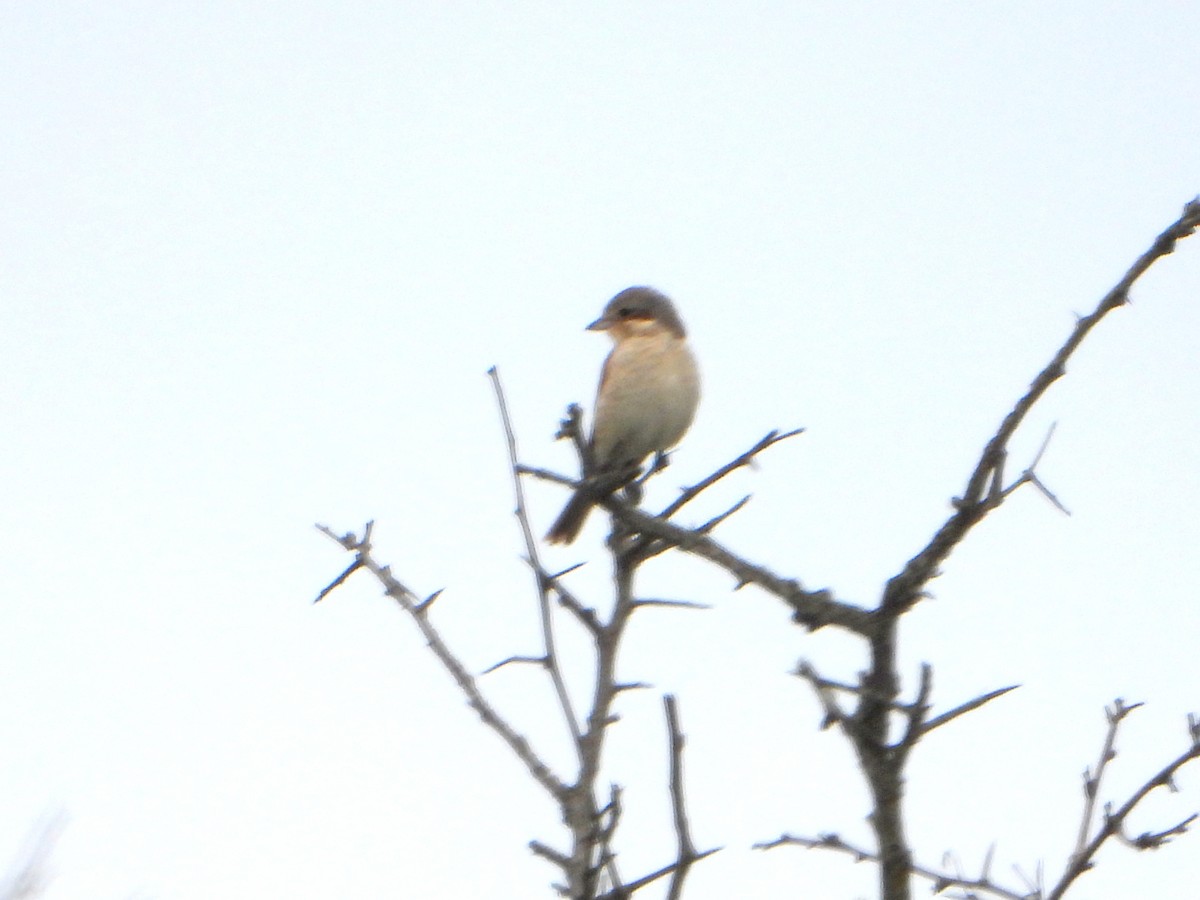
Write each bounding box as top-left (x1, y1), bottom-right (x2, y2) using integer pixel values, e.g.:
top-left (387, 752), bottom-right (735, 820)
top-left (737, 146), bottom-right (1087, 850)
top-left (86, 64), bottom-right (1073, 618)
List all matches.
top-left (316, 518), bottom-right (713, 899)
top-left (1047, 701), bottom-right (1200, 900)
top-left (753, 832), bottom-right (1032, 900)
top-left (316, 521), bottom-right (571, 805)
top-left (1072, 698), bottom-right (1140, 862)
top-left (922, 684), bottom-right (1021, 736)
top-left (658, 428), bottom-right (804, 522)
top-left (765, 699), bottom-right (1200, 900)
top-left (489, 366), bottom-right (584, 754)
top-left (605, 493), bottom-right (870, 633)
top-left (663, 695), bottom-right (716, 900)
top-left (316, 197), bottom-right (1199, 900)
top-left (840, 197), bottom-right (1200, 900)
top-left (681, 198), bottom-right (1199, 899)
top-left (884, 197), bottom-right (1200, 617)
top-left (522, 425), bottom-right (875, 634)
top-left (317, 371), bottom-right (722, 898)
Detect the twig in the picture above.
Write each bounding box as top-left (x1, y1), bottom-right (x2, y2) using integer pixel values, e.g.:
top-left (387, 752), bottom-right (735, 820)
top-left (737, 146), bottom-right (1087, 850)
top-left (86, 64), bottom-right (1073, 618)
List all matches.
top-left (895, 664), bottom-right (934, 759)
top-left (884, 197), bottom-right (1200, 616)
top-left (1048, 703), bottom-right (1200, 899)
top-left (794, 660), bottom-right (851, 731)
top-left (489, 366), bottom-right (584, 752)
top-left (1116, 813), bottom-right (1198, 850)
top-left (995, 426), bottom-right (1071, 516)
top-left (613, 682), bottom-right (652, 694)
top-left (662, 695), bottom-right (714, 900)
top-left (1072, 699), bottom-right (1139, 861)
top-left (659, 428), bottom-right (804, 521)
top-left (629, 598), bottom-right (711, 612)
top-left (695, 495), bottom-right (752, 533)
top-left (551, 583), bottom-right (605, 638)
top-left (517, 463), bottom-right (577, 487)
top-left (842, 201), bottom-right (1200, 900)
top-left (414, 588), bottom-right (445, 615)
top-left (556, 402), bottom-right (592, 471)
top-left (794, 662), bottom-right (906, 708)
top-left (314, 558), bottom-right (363, 603)
top-left (316, 523), bottom-right (570, 805)
top-left (755, 832), bottom-right (1031, 900)
top-left (591, 497), bottom-right (874, 635)
top-left (521, 427), bottom-right (868, 633)
top-left (922, 684), bottom-right (1021, 737)
top-left (635, 494), bottom-right (752, 565)
top-left (596, 785), bottom-right (625, 897)
top-left (594, 849), bottom-right (721, 900)
top-left (481, 654), bottom-right (547, 675)
top-left (530, 840), bottom-right (571, 869)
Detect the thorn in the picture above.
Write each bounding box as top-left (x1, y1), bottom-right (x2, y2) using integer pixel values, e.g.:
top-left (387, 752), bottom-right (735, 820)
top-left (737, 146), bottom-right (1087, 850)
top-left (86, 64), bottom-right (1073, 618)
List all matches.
top-left (415, 588), bottom-right (445, 614)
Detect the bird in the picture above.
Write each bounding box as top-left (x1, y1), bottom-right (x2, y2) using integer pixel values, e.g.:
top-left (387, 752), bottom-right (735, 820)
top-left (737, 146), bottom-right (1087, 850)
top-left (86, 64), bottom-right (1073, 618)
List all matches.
top-left (545, 286), bottom-right (700, 545)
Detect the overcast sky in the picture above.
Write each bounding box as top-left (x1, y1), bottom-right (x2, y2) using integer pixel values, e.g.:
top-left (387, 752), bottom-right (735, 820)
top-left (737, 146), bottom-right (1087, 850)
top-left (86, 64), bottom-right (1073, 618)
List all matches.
top-left (2, 3), bottom-right (1199, 898)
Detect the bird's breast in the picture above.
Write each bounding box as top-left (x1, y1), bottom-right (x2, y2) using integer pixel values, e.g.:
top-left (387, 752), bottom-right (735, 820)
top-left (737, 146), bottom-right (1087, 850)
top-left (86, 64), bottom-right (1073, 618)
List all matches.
top-left (591, 333), bottom-right (700, 470)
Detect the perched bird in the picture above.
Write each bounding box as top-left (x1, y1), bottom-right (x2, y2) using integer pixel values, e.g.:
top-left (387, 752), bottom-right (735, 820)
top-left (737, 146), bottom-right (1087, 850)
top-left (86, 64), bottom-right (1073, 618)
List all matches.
top-left (546, 286), bottom-right (701, 545)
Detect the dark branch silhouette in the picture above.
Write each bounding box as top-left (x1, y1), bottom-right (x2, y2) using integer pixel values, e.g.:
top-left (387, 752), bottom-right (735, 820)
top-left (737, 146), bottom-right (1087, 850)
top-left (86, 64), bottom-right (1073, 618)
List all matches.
top-left (316, 369), bottom-right (721, 899)
top-left (318, 196), bottom-right (1200, 899)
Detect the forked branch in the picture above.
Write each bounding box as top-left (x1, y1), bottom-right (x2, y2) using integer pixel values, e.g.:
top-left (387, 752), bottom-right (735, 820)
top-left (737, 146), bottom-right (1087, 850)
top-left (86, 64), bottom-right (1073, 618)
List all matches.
top-left (316, 521), bottom-right (570, 805)
top-left (1048, 702), bottom-right (1200, 899)
top-left (884, 197), bottom-right (1200, 617)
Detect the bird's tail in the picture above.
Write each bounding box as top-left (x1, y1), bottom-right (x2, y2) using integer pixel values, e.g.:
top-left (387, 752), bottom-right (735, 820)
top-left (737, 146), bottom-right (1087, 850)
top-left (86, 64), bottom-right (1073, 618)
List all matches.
top-left (545, 491), bottom-right (594, 545)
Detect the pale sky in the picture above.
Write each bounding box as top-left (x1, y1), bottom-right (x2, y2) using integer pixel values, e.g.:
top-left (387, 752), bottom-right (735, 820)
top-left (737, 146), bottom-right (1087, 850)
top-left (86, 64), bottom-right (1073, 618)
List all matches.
top-left (2, 3), bottom-right (1199, 898)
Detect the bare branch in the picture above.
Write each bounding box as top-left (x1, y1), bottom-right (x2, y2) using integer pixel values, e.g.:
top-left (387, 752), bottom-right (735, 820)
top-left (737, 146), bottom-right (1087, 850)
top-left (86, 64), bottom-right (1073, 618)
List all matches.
top-left (317, 524), bottom-right (570, 805)
top-left (629, 598), bottom-right (712, 612)
top-left (595, 784), bottom-right (625, 897)
top-left (593, 849), bottom-right (722, 900)
top-left (490, 366), bottom-right (585, 753)
top-left (1012, 859), bottom-right (1044, 898)
top-left (495, 371), bottom-right (738, 898)
top-left (1024, 472), bottom-right (1071, 515)
top-left (526, 420), bottom-right (863, 633)
top-left (613, 682), bottom-right (652, 694)
top-left (481, 654), bottom-right (547, 676)
top-left (598, 498), bottom-right (875, 635)
top-left (659, 428), bottom-right (804, 520)
top-left (414, 588), bottom-right (445, 615)
top-left (1048, 703), bottom-right (1200, 899)
top-left (895, 663), bottom-right (933, 759)
top-left (529, 839), bottom-right (571, 869)
top-left (313, 558), bottom-right (363, 603)
top-left (1072, 698), bottom-right (1138, 860)
top-left (1116, 813), bottom-right (1198, 850)
top-left (755, 833), bottom-right (1032, 900)
top-left (883, 197), bottom-right (1200, 617)
top-left (995, 424), bottom-right (1072, 516)
top-left (317, 200), bottom-right (1200, 900)
top-left (1027, 420), bottom-right (1057, 470)
top-left (638, 496), bottom-right (753, 565)
top-left (517, 463), bottom-right (577, 487)
top-left (696, 495), bottom-right (752, 533)
top-left (922, 684), bottom-right (1021, 737)
top-left (826, 200), bottom-right (1200, 900)
top-left (551, 585), bottom-right (605, 638)
top-left (794, 660), bottom-right (852, 731)
top-left (555, 402), bottom-right (592, 471)
top-left (662, 695), bottom-right (716, 900)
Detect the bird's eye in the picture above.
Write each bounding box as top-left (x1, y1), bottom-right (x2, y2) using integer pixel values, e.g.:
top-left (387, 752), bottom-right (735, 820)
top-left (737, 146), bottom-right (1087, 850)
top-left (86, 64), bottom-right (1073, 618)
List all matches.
top-left (618, 307), bottom-right (633, 317)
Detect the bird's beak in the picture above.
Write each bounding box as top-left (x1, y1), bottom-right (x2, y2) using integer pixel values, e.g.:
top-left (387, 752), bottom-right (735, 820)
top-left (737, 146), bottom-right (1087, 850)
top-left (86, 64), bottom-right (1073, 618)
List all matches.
top-left (586, 314), bottom-right (612, 331)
